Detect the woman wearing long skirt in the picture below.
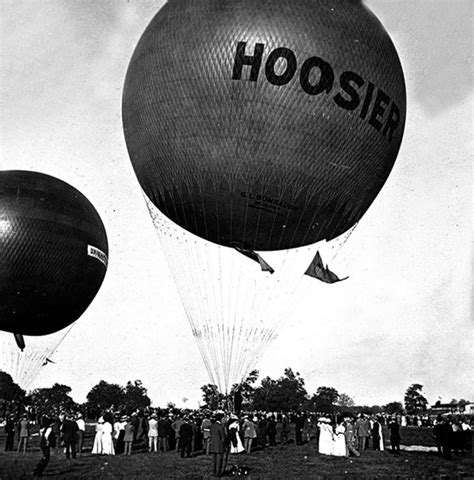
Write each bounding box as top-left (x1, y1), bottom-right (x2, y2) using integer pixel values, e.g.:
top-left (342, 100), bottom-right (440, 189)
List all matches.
top-left (91, 417), bottom-right (104, 454)
top-left (228, 417), bottom-right (245, 454)
top-left (102, 420), bottom-right (115, 455)
top-left (318, 418), bottom-right (334, 455)
top-left (333, 420), bottom-right (348, 456)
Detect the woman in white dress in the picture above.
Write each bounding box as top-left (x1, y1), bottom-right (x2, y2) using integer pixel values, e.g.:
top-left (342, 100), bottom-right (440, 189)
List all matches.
top-left (101, 419), bottom-right (115, 455)
top-left (228, 416), bottom-right (245, 454)
top-left (91, 417), bottom-right (104, 454)
top-left (318, 418), bottom-right (334, 455)
top-left (332, 419), bottom-right (348, 456)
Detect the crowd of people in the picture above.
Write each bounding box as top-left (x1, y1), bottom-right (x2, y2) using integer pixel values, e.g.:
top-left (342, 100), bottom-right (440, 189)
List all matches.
top-left (1, 406), bottom-right (473, 477)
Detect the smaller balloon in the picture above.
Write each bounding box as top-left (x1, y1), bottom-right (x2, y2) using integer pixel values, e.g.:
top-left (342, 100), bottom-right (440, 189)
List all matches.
top-left (0, 170), bottom-right (108, 335)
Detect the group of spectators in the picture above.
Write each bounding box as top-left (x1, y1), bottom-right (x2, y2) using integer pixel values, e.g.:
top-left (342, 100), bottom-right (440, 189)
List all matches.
top-left (316, 414), bottom-right (402, 457)
top-left (1, 406), bottom-right (473, 478)
top-left (432, 414), bottom-right (472, 460)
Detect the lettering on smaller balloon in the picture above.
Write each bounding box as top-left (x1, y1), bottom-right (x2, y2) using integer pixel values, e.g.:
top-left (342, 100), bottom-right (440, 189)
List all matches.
top-left (87, 245), bottom-right (108, 268)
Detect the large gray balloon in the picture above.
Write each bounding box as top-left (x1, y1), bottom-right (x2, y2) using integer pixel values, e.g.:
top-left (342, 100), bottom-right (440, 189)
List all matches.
top-left (123, 0), bottom-right (406, 250)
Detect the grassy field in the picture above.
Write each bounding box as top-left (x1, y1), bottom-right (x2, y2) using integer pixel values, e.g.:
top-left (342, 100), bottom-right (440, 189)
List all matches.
top-left (1, 425), bottom-right (473, 479)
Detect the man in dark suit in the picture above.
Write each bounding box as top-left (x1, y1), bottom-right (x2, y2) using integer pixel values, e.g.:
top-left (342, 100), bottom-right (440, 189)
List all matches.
top-left (179, 417), bottom-right (194, 458)
top-left (61, 413), bottom-right (78, 459)
top-left (4, 415), bottom-right (15, 451)
top-left (33, 417), bottom-right (56, 477)
top-left (158, 414), bottom-right (170, 452)
top-left (209, 414), bottom-right (227, 477)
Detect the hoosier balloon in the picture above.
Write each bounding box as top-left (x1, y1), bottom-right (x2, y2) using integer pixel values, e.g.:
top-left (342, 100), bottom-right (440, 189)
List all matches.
top-left (0, 170), bottom-right (108, 336)
top-left (123, 0), bottom-right (406, 251)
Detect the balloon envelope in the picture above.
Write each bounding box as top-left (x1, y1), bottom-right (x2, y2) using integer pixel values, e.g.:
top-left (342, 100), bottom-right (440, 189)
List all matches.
top-left (123, 0), bottom-right (406, 250)
top-left (0, 170), bottom-right (108, 335)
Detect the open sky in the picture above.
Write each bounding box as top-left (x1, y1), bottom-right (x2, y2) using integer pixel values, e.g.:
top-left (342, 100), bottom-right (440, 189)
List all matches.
top-left (1, 0), bottom-right (472, 408)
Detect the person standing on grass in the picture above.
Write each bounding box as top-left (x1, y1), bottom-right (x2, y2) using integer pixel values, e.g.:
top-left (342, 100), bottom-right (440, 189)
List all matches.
top-left (61, 412), bottom-right (78, 459)
top-left (280, 413), bottom-right (290, 445)
top-left (158, 414), bottom-right (170, 452)
top-left (148, 413), bottom-right (159, 452)
top-left (209, 413), bottom-right (228, 477)
top-left (202, 414), bottom-right (212, 454)
top-left (101, 415), bottom-right (115, 455)
top-left (317, 417), bottom-right (334, 455)
top-left (179, 417), bottom-right (194, 458)
top-left (371, 416), bottom-right (384, 451)
top-left (92, 417), bottom-right (104, 454)
top-left (33, 417), bottom-right (56, 478)
top-left (388, 416), bottom-right (401, 453)
top-left (440, 417), bottom-right (453, 460)
top-left (17, 415), bottom-right (30, 453)
top-left (123, 417), bottom-right (135, 455)
top-left (343, 417), bottom-right (360, 457)
top-left (76, 413), bottom-right (85, 456)
top-left (172, 414), bottom-right (185, 453)
top-left (355, 414), bottom-right (370, 453)
top-left (294, 412), bottom-right (304, 446)
top-left (4, 414), bottom-right (15, 451)
top-left (267, 415), bottom-right (277, 446)
top-left (257, 414), bottom-right (268, 449)
top-left (243, 415), bottom-right (257, 453)
top-left (433, 415), bottom-right (443, 455)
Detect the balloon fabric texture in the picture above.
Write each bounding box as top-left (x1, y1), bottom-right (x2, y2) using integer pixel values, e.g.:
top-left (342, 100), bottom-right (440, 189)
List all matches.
top-left (0, 170), bottom-right (108, 336)
top-left (123, 0), bottom-right (406, 251)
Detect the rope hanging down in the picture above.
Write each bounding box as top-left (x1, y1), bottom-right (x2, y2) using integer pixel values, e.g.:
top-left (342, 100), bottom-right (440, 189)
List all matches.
top-left (144, 193), bottom-right (357, 394)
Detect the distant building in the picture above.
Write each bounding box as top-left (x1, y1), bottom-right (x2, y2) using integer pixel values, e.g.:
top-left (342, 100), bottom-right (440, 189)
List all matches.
top-left (429, 401), bottom-right (474, 415)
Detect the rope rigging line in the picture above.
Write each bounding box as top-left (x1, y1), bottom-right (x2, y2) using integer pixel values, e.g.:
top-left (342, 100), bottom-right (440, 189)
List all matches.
top-left (144, 190), bottom-right (359, 394)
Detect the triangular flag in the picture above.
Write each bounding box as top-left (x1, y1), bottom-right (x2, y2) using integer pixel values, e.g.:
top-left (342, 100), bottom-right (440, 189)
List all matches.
top-left (305, 251), bottom-right (348, 283)
top-left (233, 246), bottom-right (275, 274)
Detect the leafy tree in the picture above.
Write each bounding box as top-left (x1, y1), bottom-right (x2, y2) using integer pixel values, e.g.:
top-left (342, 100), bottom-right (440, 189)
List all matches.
top-left (384, 401), bottom-right (404, 415)
top-left (86, 380), bottom-right (124, 415)
top-left (0, 371), bottom-right (25, 403)
top-left (336, 392), bottom-right (355, 408)
top-left (404, 383), bottom-right (428, 414)
top-left (307, 386), bottom-right (339, 413)
top-left (230, 369), bottom-right (259, 410)
top-left (201, 384), bottom-right (224, 410)
top-left (252, 368), bottom-right (308, 411)
top-left (252, 376), bottom-right (278, 411)
top-left (368, 405), bottom-right (383, 414)
top-left (122, 380), bottom-right (151, 413)
top-left (28, 383), bottom-right (77, 418)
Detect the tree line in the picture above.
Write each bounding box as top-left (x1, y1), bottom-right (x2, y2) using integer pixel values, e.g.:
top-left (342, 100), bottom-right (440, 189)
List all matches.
top-left (0, 369), bottom-right (470, 419)
top-left (199, 368), bottom-right (427, 416)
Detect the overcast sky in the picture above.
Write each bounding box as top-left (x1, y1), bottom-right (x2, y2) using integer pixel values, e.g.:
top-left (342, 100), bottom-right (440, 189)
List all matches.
top-left (1, 0), bottom-right (472, 408)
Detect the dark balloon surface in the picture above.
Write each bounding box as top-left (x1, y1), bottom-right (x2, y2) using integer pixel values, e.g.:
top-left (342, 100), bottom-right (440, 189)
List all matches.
top-left (0, 170), bottom-right (108, 335)
top-left (123, 0), bottom-right (406, 250)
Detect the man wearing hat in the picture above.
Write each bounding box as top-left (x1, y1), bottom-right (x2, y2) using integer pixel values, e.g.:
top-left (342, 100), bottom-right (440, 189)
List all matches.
top-left (4, 414), bottom-right (15, 451)
top-left (33, 417), bottom-right (56, 477)
top-left (148, 413), bottom-right (159, 452)
top-left (61, 413), bottom-right (78, 459)
top-left (179, 417), bottom-right (194, 458)
top-left (76, 413), bottom-right (85, 456)
top-left (114, 415), bottom-right (127, 454)
top-left (355, 414), bottom-right (371, 454)
top-left (209, 413), bottom-right (228, 477)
